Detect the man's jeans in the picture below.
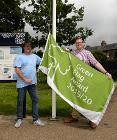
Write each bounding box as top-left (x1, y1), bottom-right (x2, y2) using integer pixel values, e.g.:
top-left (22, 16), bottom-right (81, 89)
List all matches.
top-left (17, 84), bottom-right (39, 121)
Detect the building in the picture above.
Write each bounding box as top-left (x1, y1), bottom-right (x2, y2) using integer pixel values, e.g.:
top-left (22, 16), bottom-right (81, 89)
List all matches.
top-left (86, 41), bottom-right (117, 61)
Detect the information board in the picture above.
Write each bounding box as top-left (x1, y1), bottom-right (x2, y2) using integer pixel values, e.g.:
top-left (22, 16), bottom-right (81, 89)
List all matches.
top-left (0, 33), bottom-right (25, 81)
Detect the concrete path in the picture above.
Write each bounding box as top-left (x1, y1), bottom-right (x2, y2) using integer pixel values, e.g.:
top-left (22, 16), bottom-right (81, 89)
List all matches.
top-left (0, 88), bottom-right (117, 140)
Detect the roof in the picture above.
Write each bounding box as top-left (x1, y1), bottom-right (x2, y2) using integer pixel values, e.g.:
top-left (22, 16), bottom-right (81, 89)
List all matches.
top-left (86, 43), bottom-right (117, 51)
top-left (102, 43), bottom-right (117, 51)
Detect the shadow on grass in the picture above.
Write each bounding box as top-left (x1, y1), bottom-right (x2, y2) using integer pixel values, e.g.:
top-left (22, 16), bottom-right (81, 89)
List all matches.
top-left (0, 104), bottom-right (16, 115)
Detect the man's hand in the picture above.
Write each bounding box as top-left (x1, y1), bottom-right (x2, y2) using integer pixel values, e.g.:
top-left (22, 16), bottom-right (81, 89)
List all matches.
top-left (64, 48), bottom-right (70, 52)
top-left (106, 72), bottom-right (112, 80)
top-left (25, 78), bottom-right (32, 85)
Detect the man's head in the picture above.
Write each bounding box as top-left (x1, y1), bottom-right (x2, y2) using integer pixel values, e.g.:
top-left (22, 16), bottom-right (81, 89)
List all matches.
top-left (75, 36), bottom-right (84, 50)
top-left (22, 41), bottom-right (33, 54)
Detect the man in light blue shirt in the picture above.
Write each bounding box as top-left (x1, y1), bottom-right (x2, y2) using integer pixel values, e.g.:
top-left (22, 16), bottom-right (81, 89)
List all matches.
top-left (15, 53), bottom-right (41, 88)
top-left (14, 41), bottom-right (44, 128)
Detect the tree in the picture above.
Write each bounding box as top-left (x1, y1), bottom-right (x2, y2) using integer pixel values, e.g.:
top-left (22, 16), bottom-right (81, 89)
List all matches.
top-left (0, 0), bottom-right (25, 32)
top-left (23, 0), bottom-right (93, 47)
top-left (92, 50), bottom-right (107, 63)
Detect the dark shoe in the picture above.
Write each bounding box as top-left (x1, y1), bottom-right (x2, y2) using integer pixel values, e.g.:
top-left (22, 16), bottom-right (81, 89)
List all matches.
top-left (89, 121), bottom-right (97, 129)
top-left (64, 117), bottom-right (78, 123)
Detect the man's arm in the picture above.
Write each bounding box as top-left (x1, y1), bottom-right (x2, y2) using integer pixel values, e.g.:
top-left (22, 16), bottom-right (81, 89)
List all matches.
top-left (87, 51), bottom-right (112, 80)
top-left (15, 67), bottom-right (32, 85)
top-left (95, 62), bottom-right (112, 79)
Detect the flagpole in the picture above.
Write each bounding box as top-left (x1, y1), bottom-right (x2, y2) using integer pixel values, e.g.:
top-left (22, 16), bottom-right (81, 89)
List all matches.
top-left (52, 0), bottom-right (56, 119)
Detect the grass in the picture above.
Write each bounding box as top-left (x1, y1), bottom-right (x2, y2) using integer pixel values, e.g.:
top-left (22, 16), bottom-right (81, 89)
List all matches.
top-left (0, 82), bottom-right (71, 117)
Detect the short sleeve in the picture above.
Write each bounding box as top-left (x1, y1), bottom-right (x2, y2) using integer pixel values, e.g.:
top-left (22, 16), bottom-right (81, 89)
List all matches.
top-left (36, 55), bottom-right (42, 65)
top-left (87, 51), bottom-right (98, 66)
top-left (13, 55), bottom-right (22, 68)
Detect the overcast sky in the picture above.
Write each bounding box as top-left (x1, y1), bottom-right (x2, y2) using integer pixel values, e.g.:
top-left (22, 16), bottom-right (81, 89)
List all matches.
top-left (24, 0), bottom-right (117, 46)
top-left (67, 0), bottom-right (117, 46)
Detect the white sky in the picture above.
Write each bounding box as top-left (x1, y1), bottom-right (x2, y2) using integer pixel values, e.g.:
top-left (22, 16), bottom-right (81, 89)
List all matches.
top-left (24, 0), bottom-right (117, 46)
top-left (68, 0), bottom-right (117, 46)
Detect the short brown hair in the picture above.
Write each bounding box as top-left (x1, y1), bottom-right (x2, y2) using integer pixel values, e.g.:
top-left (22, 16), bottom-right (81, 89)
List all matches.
top-left (21, 41), bottom-right (33, 48)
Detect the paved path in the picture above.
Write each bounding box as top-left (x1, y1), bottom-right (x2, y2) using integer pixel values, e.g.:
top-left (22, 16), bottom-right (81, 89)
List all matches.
top-left (0, 87), bottom-right (117, 140)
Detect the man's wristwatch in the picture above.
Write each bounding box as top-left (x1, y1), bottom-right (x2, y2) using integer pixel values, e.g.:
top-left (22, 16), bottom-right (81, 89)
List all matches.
top-left (105, 71), bottom-right (108, 74)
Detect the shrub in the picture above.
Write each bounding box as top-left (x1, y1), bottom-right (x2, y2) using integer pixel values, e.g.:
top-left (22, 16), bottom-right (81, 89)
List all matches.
top-left (92, 50), bottom-right (107, 63)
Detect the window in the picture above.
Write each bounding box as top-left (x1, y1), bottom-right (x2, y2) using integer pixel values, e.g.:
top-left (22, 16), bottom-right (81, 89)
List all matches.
top-left (10, 47), bottom-right (22, 54)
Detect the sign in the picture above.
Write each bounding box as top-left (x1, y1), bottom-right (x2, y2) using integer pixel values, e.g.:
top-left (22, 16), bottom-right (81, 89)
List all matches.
top-left (0, 33), bottom-right (25, 81)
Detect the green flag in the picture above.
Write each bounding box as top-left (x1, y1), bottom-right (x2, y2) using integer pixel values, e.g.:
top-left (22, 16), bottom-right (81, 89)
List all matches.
top-left (39, 33), bottom-right (114, 125)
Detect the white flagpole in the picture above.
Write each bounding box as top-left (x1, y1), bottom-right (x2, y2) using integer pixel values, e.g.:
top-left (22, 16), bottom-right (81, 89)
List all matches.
top-left (52, 0), bottom-right (56, 119)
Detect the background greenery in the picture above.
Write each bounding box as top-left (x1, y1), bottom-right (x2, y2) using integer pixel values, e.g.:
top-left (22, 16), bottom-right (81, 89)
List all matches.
top-left (0, 0), bottom-right (93, 48)
top-left (0, 80), bottom-right (71, 116)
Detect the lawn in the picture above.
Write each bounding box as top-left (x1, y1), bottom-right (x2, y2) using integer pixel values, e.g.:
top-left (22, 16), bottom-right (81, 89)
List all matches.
top-left (0, 82), bottom-right (71, 117)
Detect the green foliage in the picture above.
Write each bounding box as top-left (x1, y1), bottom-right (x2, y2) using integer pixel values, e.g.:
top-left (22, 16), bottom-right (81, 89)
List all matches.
top-left (92, 50), bottom-right (107, 63)
top-left (78, 27), bottom-right (93, 41)
top-left (110, 52), bottom-right (117, 62)
top-left (35, 51), bottom-right (43, 58)
top-left (113, 56), bottom-right (117, 62)
top-left (0, 0), bottom-right (25, 32)
top-left (37, 70), bottom-right (47, 84)
top-left (22, 0), bottom-right (93, 47)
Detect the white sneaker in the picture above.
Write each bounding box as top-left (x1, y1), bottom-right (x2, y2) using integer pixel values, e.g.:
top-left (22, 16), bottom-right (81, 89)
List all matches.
top-left (15, 119), bottom-right (22, 128)
top-left (33, 119), bottom-right (45, 126)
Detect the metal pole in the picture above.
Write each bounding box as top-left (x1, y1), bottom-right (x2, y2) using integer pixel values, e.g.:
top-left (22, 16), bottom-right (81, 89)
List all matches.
top-left (52, 0), bottom-right (56, 119)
